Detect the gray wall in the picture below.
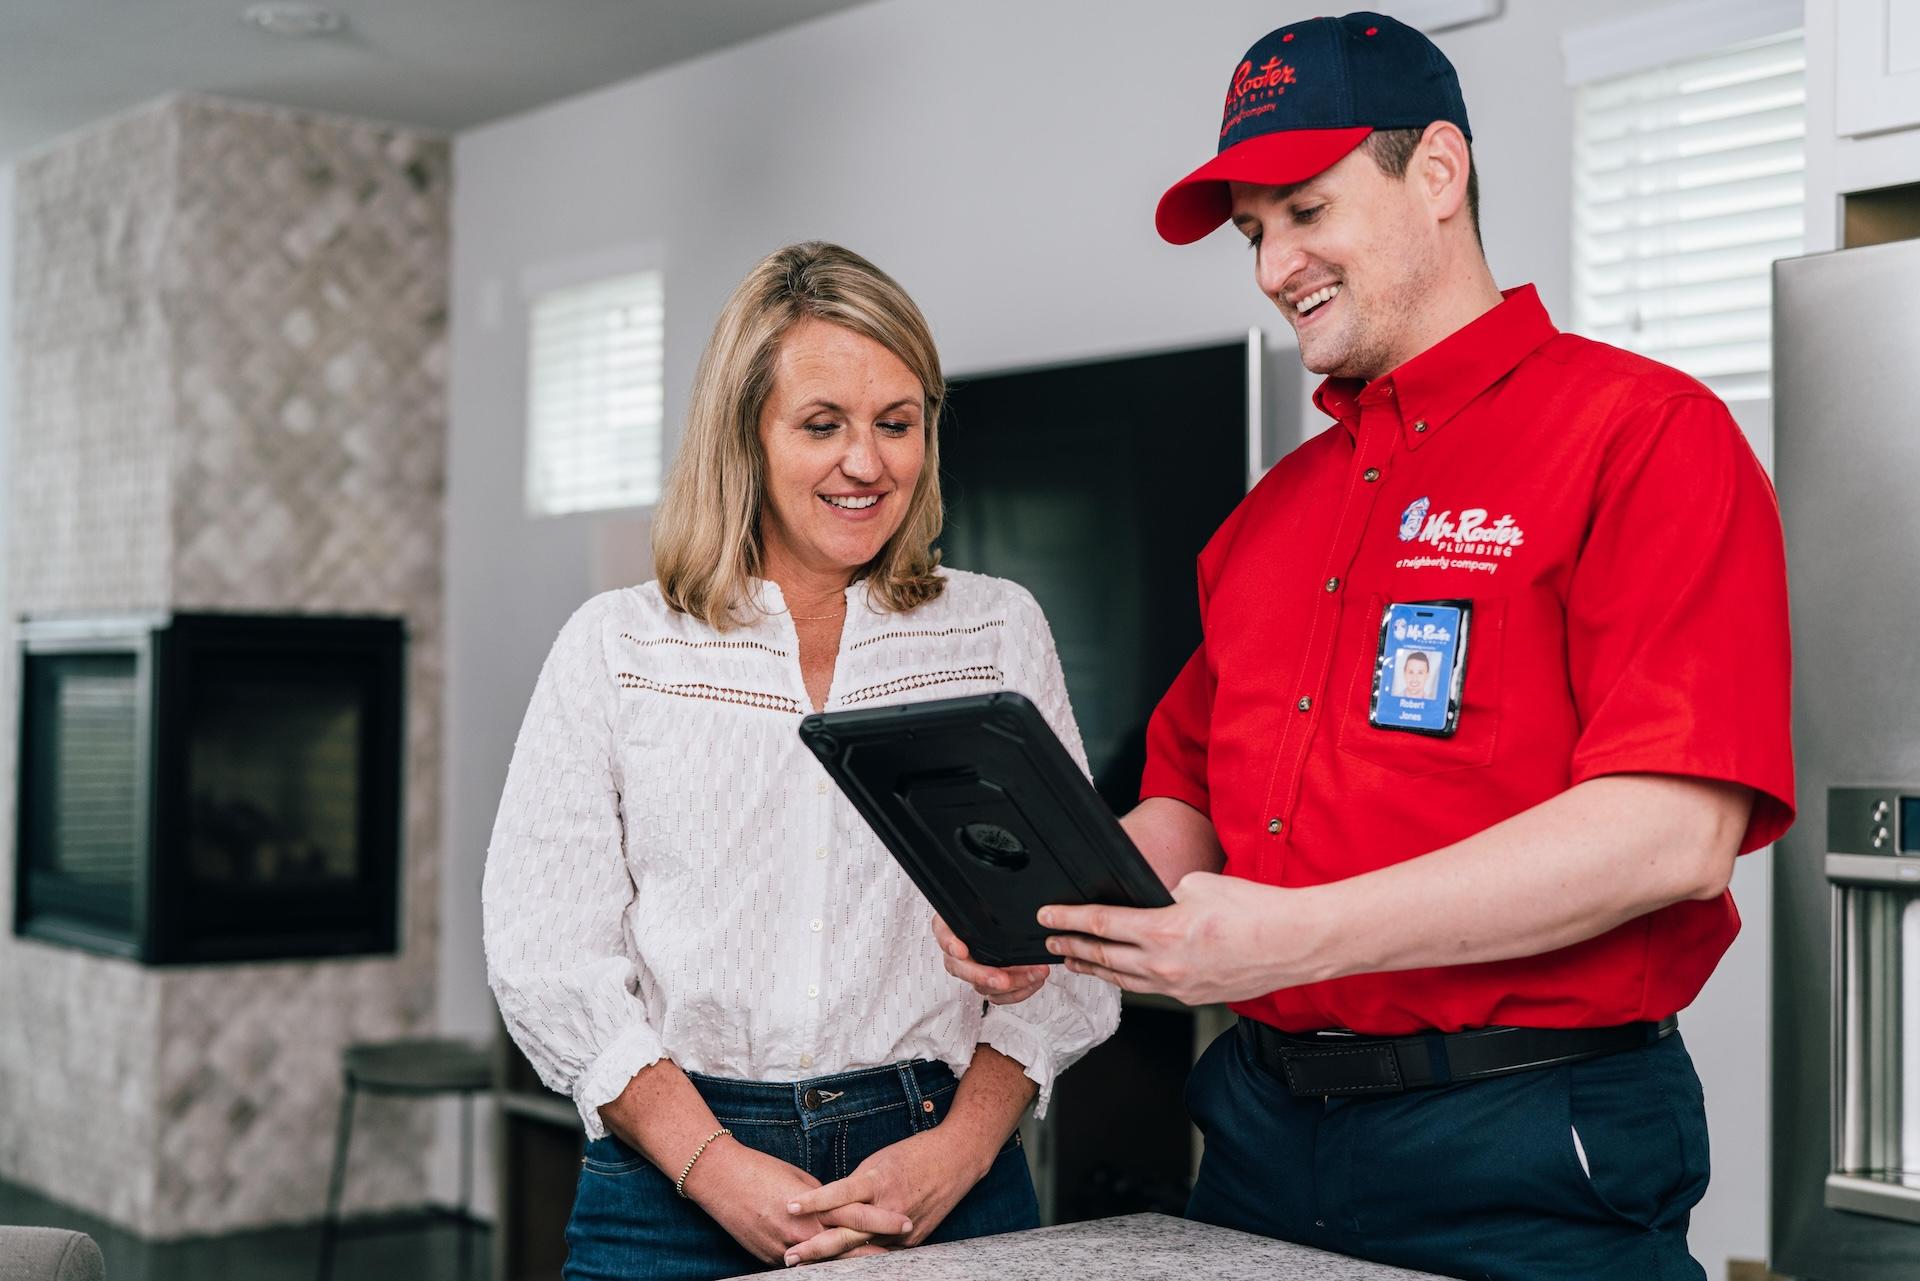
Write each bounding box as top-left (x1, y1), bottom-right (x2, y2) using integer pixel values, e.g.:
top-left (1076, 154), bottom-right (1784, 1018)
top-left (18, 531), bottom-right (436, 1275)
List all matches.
top-left (442, 0), bottom-right (1770, 1269)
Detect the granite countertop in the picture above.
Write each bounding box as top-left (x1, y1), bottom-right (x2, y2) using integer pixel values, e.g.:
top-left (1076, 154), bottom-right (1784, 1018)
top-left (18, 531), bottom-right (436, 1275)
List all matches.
top-left (721, 1213), bottom-right (1446, 1279)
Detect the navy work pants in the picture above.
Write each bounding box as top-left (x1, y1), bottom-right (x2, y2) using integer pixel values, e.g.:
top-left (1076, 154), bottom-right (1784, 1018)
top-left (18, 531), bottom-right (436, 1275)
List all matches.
top-left (1185, 1024), bottom-right (1711, 1280)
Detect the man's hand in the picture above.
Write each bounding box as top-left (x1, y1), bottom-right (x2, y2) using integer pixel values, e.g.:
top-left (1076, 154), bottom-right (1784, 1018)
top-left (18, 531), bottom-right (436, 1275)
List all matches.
top-left (932, 914), bottom-right (1049, 1004)
top-left (1040, 871), bottom-right (1330, 1006)
top-left (685, 1139), bottom-right (910, 1265)
top-left (781, 1124), bottom-right (996, 1265)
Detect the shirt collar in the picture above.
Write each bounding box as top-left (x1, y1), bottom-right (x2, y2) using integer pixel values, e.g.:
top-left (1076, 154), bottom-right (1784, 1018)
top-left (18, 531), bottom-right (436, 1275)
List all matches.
top-left (748, 576), bottom-right (879, 625)
top-left (1311, 284), bottom-right (1558, 448)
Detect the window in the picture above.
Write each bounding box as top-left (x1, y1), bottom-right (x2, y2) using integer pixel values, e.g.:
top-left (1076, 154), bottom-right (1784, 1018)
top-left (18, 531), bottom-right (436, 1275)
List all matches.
top-left (525, 269), bottom-right (665, 516)
top-left (1571, 29), bottom-right (1805, 401)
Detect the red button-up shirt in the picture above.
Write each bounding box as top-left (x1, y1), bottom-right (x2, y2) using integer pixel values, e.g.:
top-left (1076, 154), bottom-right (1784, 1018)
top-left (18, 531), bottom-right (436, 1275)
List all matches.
top-left (1140, 284), bottom-right (1795, 1035)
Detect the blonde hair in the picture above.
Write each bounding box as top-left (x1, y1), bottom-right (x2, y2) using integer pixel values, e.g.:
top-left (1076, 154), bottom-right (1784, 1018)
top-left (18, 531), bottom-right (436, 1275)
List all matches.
top-left (652, 241), bottom-right (947, 629)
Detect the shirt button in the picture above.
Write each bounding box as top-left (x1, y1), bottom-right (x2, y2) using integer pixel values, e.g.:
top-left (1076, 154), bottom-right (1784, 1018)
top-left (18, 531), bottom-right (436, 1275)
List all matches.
top-left (1296, 696), bottom-right (1312, 712)
top-left (816, 780), bottom-right (829, 795)
top-left (1413, 419), bottom-right (1429, 433)
top-left (1324, 577), bottom-right (1339, 592)
top-left (809, 918), bottom-right (823, 932)
top-left (806, 984), bottom-right (819, 999)
top-left (799, 1054), bottom-right (814, 1071)
top-left (1361, 467), bottom-right (1381, 482)
top-left (814, 846), bottom-right (827, 860)
top-left (1267, 818), bottom-right (1283, 834)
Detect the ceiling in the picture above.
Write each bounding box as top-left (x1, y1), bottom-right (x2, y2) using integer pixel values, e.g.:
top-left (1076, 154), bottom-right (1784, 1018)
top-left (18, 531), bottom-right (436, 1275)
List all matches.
top-left (0, 0), bottom-right (879, 163)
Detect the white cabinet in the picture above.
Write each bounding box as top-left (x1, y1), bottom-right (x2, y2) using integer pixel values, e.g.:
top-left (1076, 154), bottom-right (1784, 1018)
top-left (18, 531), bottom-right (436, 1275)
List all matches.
top-left (1837, 0), bottom-right (1920, 136)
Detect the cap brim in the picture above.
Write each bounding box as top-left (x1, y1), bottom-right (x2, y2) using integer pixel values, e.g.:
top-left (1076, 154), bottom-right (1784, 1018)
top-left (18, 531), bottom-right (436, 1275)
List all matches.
top-left (1155, 126), bottom-right (1374, 245)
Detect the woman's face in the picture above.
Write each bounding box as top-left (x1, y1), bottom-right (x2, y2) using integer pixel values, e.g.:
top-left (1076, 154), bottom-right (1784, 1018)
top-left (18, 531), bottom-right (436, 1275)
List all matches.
top-left (757, 316), bottom-right (926, 584)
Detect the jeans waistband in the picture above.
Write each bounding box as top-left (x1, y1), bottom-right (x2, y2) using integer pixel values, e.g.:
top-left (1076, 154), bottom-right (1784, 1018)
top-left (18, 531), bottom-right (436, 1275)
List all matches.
top-left (683, 1059), bottom-right (956, 1132)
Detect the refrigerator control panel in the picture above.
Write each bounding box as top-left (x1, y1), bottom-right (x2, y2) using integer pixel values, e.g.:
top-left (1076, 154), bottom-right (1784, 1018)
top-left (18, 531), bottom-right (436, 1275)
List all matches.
top-left (1827, 786), bottom-right (1920, 855)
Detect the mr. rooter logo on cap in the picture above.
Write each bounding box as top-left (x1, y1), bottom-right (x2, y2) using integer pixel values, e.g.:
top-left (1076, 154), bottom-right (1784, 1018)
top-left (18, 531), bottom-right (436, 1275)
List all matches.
top-left (1221, 55), bottom-right (1300, 140)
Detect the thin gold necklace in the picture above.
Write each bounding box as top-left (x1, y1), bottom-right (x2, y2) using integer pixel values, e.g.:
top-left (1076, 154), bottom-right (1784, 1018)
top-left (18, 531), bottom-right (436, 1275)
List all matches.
top-left (785, 600), bottom-right (847, 621)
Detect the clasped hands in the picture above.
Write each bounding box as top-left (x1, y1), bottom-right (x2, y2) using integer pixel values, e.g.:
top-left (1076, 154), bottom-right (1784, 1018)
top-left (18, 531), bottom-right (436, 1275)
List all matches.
top-left (935, 870), bottom-right (1327, 1008)
top-left (687, 1121), bottom-right (992, 1268)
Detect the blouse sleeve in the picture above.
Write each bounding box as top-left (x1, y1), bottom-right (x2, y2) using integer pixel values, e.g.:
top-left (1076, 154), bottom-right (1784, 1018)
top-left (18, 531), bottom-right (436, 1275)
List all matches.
top-left (482, 595), bottom-right (664, 1139)
top-left (981, 585), bottom-right (1123, 1118)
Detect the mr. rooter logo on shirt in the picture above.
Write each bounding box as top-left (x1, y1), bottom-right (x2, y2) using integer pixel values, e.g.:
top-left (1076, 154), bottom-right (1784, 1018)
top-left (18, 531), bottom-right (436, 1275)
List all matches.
top-left (1397, 497), bottom-right (1527, 559)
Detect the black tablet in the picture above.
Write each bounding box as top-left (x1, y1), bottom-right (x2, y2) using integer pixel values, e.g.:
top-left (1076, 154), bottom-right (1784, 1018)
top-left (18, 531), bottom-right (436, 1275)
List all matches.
top-left (798, 691), bottom-right (1174, 968)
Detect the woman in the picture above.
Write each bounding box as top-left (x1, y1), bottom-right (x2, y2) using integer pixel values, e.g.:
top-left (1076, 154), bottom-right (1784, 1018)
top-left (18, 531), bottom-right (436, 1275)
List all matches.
top-left (483, 241), bottom-right (1118, 1279)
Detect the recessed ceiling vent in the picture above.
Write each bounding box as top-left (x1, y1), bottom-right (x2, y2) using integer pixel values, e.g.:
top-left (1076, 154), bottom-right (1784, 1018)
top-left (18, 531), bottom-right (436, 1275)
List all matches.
top-left (240, 2), bottom-right (347, 38)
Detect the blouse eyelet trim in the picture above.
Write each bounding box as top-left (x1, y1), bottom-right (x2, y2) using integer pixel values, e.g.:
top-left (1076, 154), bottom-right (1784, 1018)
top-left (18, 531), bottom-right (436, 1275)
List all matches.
top-left (849, 619), bottom-right (1005, 651)
top-left (841, 665), bottom-right (1003, 706)
top-left (617, 673), bottom-right (802, 714)
top-left (622, 632), bottom-right (790, 658)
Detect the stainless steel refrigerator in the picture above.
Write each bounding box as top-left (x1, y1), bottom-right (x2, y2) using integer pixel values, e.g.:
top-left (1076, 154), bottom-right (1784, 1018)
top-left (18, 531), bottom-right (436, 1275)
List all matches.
top-left (1772, 237), bottom-right (1920, 1277)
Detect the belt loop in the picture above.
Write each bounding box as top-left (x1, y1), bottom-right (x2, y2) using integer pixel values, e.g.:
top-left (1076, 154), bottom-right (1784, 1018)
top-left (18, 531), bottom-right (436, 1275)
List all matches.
top-left (896, 1061), bottom-right (928, 1131)
top-left (1420, 1031), bottom-right (1453, 1086)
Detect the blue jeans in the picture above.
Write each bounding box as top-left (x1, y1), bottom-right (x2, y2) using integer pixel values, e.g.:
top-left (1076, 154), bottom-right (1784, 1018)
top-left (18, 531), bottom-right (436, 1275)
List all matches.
top-left (1186, 1025), bottom-right (1711, 1281)
top-left (563, 1059), bottom-right (1038, 1281)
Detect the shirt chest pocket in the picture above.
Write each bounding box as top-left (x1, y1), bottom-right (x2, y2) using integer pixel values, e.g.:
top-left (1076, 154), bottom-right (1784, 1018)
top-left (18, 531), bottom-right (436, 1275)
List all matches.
top-left (1335, 592), bottom-right (1506, 777)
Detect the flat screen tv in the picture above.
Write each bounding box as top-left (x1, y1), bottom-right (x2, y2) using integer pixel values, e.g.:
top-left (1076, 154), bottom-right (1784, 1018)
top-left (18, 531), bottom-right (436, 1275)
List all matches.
top-left (937, 336), bottom-right (1258, 814)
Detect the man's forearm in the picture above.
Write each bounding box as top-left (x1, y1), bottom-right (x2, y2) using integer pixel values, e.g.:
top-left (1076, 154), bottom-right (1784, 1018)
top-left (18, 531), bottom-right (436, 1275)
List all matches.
top-left (1123, 796), bottom-right (1226, 889)
top-left (1297, 774), bottom-right (1753, 983)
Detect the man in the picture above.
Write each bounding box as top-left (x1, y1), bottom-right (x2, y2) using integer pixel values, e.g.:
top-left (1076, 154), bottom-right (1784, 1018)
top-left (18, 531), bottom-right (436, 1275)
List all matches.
top-left (1396, 648), bottom-right (1431, 700)
top-left (938, 12), bottom-right (1793, 1279)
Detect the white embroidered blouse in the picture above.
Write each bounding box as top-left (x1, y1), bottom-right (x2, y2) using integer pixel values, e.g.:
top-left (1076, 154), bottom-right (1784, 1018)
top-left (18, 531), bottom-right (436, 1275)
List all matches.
top-left (483, 568), bottom-right (1121, 1139)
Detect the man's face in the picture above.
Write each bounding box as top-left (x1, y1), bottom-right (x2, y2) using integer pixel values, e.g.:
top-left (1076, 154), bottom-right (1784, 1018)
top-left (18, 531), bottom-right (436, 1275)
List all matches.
top-left (1229, 144), bottom-right (1440, 380)
top-left (1402, 654), bottom-right (1431, 698)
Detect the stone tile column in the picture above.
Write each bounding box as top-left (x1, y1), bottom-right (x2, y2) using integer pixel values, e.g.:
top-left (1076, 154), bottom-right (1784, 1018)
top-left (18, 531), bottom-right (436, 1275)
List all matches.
top-left (1, 94), bottom-right (449, 1239)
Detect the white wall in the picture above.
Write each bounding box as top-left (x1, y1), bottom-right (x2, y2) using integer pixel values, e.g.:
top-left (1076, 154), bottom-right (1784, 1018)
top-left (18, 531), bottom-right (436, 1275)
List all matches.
top-left (1, 163), bottom-right (11, 634)
top-left (1, 164), bottom-right (12, 877)
top-left (441, 1), bottom-right (1765, 1271)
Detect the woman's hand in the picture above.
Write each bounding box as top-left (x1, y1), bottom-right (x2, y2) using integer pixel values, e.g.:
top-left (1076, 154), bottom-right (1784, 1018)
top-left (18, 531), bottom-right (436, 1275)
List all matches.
top-left (932, 914), bottom-right (1049, 1004)
top-left (684, 1138), bottom-right (912, 1265)
top-left (780, 1123), bottom-right (998, 1265)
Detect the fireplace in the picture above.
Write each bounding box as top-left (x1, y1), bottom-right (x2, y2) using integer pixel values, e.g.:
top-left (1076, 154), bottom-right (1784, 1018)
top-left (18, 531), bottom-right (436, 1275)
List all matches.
top-left (14, 613), bottom-right (405, 964)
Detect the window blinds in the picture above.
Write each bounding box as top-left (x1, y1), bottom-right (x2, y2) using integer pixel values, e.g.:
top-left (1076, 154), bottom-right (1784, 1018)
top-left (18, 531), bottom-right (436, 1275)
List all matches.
top-left (1571, 30), bottom-right (1805, 402)
top-left (525, 270), bottom-right (665, 516)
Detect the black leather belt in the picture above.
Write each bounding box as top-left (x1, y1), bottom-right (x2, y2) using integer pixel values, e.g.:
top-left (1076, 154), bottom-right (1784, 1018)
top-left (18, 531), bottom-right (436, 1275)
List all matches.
top-left (1238, 1015), bottom-right (1677, 1098)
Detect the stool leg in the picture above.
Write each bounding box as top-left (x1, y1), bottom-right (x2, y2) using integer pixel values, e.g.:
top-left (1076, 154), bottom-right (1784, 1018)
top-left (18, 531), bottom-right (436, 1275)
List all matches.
top-left (317, 1076), bottom-right (357, 1281)
top-left (458, 1092), bottom-right (474, 1280)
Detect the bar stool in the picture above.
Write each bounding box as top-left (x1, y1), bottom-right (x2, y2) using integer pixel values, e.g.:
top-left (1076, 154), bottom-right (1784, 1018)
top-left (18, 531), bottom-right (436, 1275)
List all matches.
top-left (316, 1036), bottom-right (493, 1281)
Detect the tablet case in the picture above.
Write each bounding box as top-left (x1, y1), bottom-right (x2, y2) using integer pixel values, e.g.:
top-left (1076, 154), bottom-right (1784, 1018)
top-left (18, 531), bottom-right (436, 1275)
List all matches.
top-left (798, 691), bottom-right (1174, 967)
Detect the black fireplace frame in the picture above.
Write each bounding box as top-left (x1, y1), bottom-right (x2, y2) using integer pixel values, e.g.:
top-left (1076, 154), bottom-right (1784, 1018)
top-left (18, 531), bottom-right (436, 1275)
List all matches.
top-left (14, 612), bottom-right (406, 964)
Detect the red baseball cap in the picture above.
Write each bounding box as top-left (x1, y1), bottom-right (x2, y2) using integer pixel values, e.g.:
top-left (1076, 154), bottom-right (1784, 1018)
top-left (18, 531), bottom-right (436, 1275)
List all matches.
top-left (1156, 12), bottom-right (1472, 245)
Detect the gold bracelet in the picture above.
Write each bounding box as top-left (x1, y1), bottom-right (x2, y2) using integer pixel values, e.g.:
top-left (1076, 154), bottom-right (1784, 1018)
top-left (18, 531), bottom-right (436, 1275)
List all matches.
top-left (674, 1127), bottom-right (731, 1198)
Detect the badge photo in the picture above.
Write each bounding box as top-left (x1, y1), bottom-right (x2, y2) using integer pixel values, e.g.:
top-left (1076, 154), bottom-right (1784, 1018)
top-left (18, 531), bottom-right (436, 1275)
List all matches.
top-left (1368, 600), bottom-right (1472, 738)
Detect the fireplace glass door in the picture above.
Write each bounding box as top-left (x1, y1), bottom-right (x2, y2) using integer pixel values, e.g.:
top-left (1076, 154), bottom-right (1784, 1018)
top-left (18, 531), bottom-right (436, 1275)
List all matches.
top-left (16, 613), bottom-right (403, 963)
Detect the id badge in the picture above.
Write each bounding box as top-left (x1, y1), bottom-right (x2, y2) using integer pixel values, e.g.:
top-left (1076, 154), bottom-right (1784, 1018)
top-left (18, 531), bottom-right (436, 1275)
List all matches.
top-left (1368, 600), bottom-right (1472, 738)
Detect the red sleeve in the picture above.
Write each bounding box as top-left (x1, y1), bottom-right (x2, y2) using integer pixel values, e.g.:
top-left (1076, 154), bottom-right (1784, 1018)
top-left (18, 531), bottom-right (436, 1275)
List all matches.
top-left (1141, 506), bottom-right (1238, 815)
top-left (1141, 643), bottom-right (1213, 815)
top-left (1565, 393), bottom-right (1795, 852)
